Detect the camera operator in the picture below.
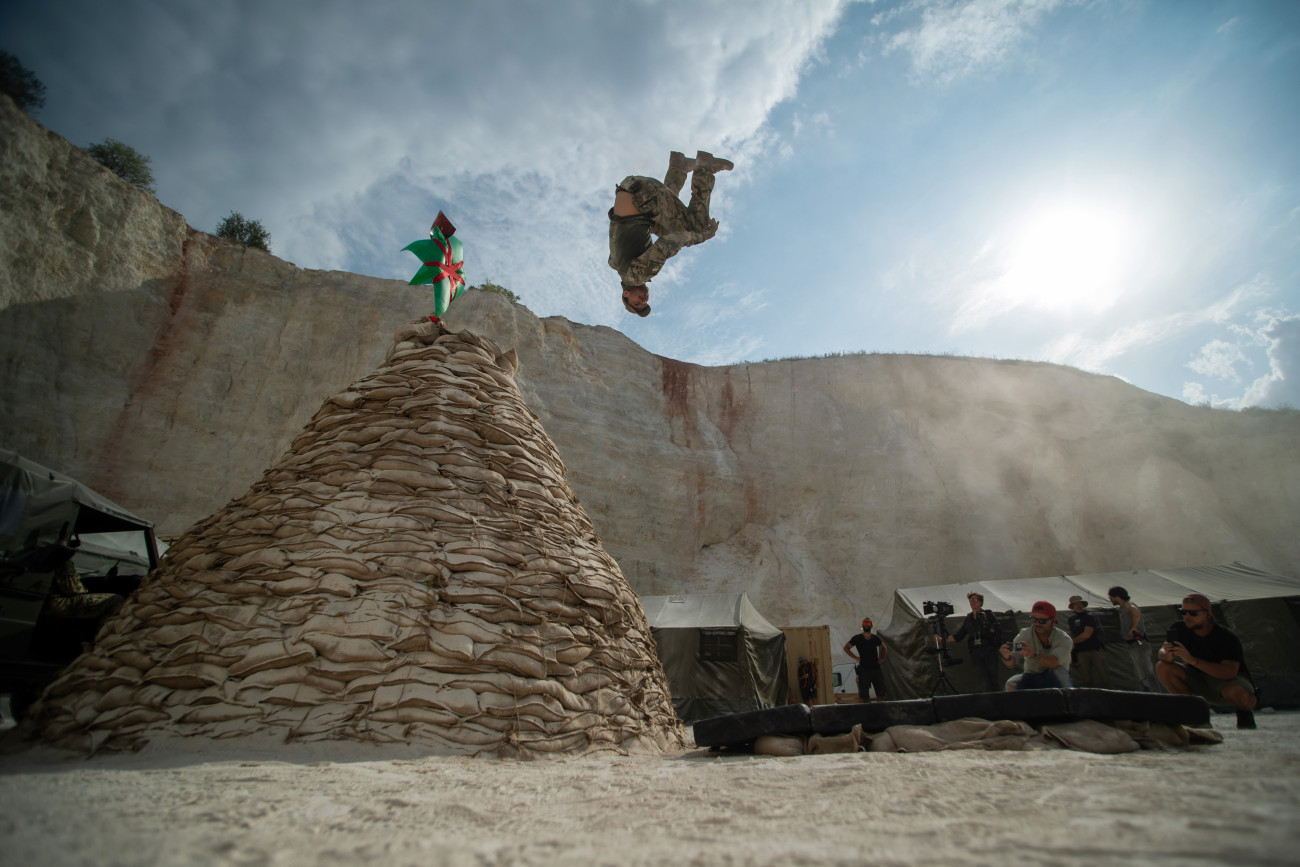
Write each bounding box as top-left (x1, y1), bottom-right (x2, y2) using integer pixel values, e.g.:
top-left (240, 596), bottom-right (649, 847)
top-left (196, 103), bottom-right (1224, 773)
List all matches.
top-left (1000, 601), bottom-right (1073, 690)
top-left (1158, 593), bottom-right (1258, 729)
top-left (944, 591), bottom-right (1002, 692)
top-left (843, 617), bottom-right (887, 702)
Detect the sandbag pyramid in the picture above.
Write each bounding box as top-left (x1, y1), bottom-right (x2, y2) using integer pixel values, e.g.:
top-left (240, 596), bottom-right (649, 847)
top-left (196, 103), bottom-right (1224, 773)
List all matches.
top-left (30, 319), bottom-right (686, 757)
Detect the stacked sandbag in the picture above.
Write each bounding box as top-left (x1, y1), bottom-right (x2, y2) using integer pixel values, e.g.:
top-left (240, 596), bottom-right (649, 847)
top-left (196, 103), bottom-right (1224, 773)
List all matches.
top-left (29, 319), bottom-right (686, 757)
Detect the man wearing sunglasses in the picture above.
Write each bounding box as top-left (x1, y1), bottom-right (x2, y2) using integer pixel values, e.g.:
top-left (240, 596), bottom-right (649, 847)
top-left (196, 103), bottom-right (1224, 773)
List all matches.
top-left (1000, 601), bottom-right (1073, 690)
top-left (1158, 594), bottom-right (1258, 729)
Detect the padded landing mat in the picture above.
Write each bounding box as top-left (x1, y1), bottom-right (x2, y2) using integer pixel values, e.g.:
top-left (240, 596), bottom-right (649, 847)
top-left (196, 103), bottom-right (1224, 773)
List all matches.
top-left (693, 689), bottom-right (1210, 748)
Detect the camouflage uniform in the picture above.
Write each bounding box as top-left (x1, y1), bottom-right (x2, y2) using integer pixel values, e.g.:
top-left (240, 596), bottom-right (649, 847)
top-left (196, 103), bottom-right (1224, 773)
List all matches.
top-left (43, 559), bottom-right (123, 621)
top-left (608, 158), bottom-right (720, 288)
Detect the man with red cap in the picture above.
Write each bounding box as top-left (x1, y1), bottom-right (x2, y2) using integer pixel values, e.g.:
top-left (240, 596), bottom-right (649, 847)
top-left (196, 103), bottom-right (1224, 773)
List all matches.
top-left (843, 617), bottom-right (887, 702)
top-left (1000, 601), bottom-right (1073, 690)
top-left (1158, 593), bottom-right (1258, 729)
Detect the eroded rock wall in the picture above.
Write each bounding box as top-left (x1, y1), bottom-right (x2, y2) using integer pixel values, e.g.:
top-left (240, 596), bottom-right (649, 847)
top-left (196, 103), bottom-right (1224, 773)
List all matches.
top-left (3, 97), bottom-right (1298, 652)
top-left (442, 292), bottom-right (1300, 648)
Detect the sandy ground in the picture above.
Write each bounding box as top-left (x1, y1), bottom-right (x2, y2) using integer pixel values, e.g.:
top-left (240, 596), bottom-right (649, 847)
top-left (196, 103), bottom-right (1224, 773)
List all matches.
top-left (1, 710), bottom-right (1298, 867)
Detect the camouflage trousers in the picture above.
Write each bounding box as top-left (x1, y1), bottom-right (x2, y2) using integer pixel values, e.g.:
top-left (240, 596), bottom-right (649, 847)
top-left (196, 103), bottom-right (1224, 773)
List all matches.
top-left (44, 592), bottom-right (124, 621)
top-left (616, 166), bottom-right (717, 239)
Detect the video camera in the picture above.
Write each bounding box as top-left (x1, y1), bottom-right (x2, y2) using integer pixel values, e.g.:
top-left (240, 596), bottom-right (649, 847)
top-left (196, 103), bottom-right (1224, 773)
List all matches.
top-left (920, 600), bottom-right (962, 666)
top-left (923, 599), bottom-right (955, 618)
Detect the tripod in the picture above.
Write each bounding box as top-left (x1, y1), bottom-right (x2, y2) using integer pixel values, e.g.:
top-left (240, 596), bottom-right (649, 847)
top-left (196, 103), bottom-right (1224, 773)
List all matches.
top-left (923, 617), bottom-right (963, 697)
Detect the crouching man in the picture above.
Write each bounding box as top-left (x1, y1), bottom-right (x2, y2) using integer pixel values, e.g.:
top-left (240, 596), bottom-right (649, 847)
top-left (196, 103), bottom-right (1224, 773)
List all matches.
top-left (1158, 593), bottom-right (1258, 729)
top-left (1001, 601), bottom-right (1073, 690)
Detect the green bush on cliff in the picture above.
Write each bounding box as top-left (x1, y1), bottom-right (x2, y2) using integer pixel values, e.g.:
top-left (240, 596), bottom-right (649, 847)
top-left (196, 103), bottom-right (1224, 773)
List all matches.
top-left (215, 212), bottom-right (271, 253)
top-left (86, 138), bottom-right (155, 192)
top-left (0, 51), bottom-right (45, 113)
top-left (473, 282), bottom-right (519, 303)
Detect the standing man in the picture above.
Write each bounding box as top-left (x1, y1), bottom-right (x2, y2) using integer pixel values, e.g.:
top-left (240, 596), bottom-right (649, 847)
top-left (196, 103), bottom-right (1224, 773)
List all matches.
top-left (1158, 593), bottom-right (1258, 729)
top-left (608, 150), bottom-right (734, 317)
top-left (1067, 595), bottom-right (1109, 688)
top-left (843, 617), bottom-right (887, 703)
top-left (1108, 585), bottom-right (1158, 691)
top-left (1000, 601), bottom-right (1073, 690)
top-left (945, 591), bottom-right (1003, 692)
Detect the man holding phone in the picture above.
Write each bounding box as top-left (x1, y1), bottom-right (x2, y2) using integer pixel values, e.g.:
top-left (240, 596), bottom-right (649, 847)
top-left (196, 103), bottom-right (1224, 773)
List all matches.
top-left (1158, 593), bottom-right (1258, 729)
top-left (1000, 601), bottom-right (1073, 690)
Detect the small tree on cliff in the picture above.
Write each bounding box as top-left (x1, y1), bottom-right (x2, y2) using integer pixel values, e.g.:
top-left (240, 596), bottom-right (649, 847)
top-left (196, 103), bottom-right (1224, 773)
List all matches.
top-left (215, 212), bottom-right (271, 253)
top-left (473, 282), bottom-right (519, 303)
top-left (0, 51), bottom-right (46, 113)
top-left (86, 138), bottom-right (156, 192)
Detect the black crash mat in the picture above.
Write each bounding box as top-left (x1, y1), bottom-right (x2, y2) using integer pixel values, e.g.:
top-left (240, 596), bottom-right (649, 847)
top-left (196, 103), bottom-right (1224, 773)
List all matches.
top-left (692, 690), bottom-right (1210, 748)
top-left (1065, 688), bottom-right (1210, 726)
top-left (932, 689), bottom-right (1073, 724)
top-left (692, 704), bottom-right (811, 748)
top-left (809, 699), bottom-right (936, 734)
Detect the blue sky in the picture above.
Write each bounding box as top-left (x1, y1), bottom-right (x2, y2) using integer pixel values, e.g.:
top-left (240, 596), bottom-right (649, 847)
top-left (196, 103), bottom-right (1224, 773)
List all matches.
top-left (5, 0), bottom-right (1298, 408)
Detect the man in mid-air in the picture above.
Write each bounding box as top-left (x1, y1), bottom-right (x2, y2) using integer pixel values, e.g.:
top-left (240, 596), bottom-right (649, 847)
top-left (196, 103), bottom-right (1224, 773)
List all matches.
top-left (608, 150), bottom-right (733, 317)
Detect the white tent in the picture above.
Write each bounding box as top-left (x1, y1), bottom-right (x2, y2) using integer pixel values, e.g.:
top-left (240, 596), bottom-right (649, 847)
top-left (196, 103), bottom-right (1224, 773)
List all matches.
top-left (879, 562), bottom-right (1300, 706)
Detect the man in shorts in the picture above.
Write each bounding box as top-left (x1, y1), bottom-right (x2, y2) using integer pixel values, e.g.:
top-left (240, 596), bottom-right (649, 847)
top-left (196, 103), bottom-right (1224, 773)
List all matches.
top-left (1158, 593), bottom-right (1258, 729)
top-left (607, 150), bottom-right (733, 317)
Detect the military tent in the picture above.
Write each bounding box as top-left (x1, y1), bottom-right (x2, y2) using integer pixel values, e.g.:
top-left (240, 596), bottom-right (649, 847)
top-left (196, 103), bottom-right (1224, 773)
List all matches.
top-left (640, 593), bottom-right (788, 724)
top-left (877, 563), bottom-right (1300, 707)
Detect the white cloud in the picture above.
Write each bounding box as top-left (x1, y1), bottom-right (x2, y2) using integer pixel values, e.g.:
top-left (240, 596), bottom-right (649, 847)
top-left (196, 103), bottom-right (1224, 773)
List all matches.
top-left (1042, 277), bottom-right (1271, 372)
top-left (1186, 339), bottom-right (1250, 382)
top-left (11, 0), bottom-right (851, 327)
top-left (1237, 314), bottom-right (1300, 409)
top-left (878, 0), bottom-right (1069, 85)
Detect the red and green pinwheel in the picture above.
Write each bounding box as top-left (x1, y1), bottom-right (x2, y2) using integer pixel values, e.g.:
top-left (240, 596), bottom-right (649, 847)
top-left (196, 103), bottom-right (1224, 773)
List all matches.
top-left (403, 211), bottom-right (465, 320)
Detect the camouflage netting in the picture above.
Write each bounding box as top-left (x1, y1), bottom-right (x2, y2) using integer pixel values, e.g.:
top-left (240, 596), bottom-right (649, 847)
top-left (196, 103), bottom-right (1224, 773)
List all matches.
top-left (28, 320), bottom-right (686, 757)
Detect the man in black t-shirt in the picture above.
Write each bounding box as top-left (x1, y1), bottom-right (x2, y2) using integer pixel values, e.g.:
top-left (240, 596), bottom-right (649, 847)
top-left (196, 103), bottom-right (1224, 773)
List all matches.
top-left (1067, 595), bottom-right (1109, 688)
top-left (843, 617), bottom-right (887, 702)
top-left (1158, 593), bottom-right (1257, 729)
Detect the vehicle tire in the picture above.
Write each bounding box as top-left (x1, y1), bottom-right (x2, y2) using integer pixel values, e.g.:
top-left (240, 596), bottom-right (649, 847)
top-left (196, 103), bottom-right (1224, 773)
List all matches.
top-left (692, 703), bottom-right (813, 748)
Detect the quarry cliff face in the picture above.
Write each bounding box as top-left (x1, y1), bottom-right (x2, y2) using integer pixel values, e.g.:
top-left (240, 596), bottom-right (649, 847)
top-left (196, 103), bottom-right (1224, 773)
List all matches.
top-left (3, 96), bottom-right (1298, 649)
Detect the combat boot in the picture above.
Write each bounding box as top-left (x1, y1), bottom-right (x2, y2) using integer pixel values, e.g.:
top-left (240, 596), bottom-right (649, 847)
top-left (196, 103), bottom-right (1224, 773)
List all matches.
top-left (664, 151), bottom-right (696, 195)
top-left (694, 151), bottom-right (734, 173)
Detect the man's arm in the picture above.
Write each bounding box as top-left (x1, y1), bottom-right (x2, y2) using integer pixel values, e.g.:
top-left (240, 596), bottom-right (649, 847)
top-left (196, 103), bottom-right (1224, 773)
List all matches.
top-left (1072, 623), bottom-right (1095, 645)
top-left (842, 639), bottom-right (859, 662)
top-left (1126, 602), bottom-right (1144, 638)
top-left (622, 239), bottom-right (684, 286)
top-left (876, 640), bottom-right (887, 664)
top-left (1164, 643), bottom-right (1242, 680)
top-left (948, 616), bottom-right (970, 644)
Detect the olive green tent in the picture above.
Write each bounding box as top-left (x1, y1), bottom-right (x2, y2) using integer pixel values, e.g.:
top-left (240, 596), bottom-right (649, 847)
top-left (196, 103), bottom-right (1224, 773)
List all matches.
top-left (878, 562), bottom-right (1300, 707)
top-left (640, 593), bottom-right (788, 724)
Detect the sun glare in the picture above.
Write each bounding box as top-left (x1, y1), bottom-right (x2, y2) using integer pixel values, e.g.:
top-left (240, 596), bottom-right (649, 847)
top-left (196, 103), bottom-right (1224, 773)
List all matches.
top-left (991, 201), bottom-right (1134, 314)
